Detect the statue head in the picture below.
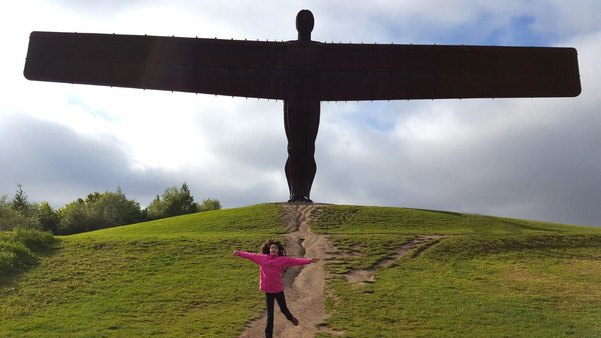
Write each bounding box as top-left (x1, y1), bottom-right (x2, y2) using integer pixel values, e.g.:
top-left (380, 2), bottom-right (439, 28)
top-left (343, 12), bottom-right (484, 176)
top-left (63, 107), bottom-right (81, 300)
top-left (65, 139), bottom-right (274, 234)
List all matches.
top-left (296, 9), bottom-right (314, 41)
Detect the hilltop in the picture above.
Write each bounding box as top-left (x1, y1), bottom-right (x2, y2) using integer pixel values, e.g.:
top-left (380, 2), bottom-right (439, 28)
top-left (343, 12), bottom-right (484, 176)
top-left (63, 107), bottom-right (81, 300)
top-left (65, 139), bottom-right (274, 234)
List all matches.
top-left (2, 204), bottom-right (601, 337)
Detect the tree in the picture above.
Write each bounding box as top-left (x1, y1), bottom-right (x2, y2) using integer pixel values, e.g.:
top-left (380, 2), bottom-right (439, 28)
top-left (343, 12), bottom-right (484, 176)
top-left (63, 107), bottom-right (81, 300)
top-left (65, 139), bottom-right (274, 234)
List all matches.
top-left (161, 186), bottom-right (184, 217)
top-left (57, 198), bottom-right (89, 235)
top-left (86, 188), bottom-right (143, 229)
top-left (12, 184), bottom-right (28, 213)
top-left (11, 184), bottom-right (37, 218)
top-left (199, 198), bottom-right (222, 212)
top-left (179, 183), bottom-right (197, 214)
top-left (163, 183), bottom-right (198, 217)
top-left (57, 188), bottom-right (144, 234)
top-left (145, 194), bottom-right (165, 220)
top-left (1, 193), bottom-right (40, 231)
top-left (144, 183), bottom-right (199, 220)
top-left (36, 201), bottom-right (59, 233)
top-left (1, 195), bottom-right (24, 231)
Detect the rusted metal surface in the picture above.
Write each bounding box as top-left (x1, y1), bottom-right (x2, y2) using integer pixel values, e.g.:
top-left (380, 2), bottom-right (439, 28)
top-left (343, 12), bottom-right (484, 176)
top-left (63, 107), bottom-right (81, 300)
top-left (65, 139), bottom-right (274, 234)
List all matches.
top-left (24, 32), bottom-right (581, 101)
top-left (24, 32), bottom-right (287, 99)
top-left (320, 43), bottom-right (581, 100)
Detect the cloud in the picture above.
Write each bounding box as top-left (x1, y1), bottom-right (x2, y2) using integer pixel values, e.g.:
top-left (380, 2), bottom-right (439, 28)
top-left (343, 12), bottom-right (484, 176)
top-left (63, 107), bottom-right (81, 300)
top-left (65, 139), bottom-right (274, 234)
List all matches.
top-left (0, 113), bottom-right (136, 204)
top-left (0, 110), bottom-right (289, 208)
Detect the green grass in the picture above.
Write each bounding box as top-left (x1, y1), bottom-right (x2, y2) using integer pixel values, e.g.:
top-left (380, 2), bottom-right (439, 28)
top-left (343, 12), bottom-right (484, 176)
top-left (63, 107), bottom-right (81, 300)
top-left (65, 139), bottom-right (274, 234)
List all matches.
top-left (310, 205), bottom-right (590, 235)
top-left (0, 204), bottom-right (286, 338)
top-left (2, 203), bottom-right (601, 337)
top-left (323, 249), bottom-right (601, 337)
top-left (311, 205), bottom-right (601, 337)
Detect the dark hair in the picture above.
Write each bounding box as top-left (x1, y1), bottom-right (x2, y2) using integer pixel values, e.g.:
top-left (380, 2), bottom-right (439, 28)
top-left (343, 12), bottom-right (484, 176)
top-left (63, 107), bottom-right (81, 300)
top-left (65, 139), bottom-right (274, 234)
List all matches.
top-left (261, 240), bottom-right (286, 256)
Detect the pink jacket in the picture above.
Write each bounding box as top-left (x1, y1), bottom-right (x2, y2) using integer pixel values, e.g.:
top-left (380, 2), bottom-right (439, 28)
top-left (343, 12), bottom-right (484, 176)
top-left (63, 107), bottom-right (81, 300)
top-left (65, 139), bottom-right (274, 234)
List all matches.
top-left (236, 251), bottom-right (312, 293)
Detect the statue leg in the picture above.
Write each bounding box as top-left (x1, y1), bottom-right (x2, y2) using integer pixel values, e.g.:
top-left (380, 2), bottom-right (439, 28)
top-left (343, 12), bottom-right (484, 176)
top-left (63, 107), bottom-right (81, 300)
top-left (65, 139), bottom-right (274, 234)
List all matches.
top-left (284, 100), bottom-right (320, 202)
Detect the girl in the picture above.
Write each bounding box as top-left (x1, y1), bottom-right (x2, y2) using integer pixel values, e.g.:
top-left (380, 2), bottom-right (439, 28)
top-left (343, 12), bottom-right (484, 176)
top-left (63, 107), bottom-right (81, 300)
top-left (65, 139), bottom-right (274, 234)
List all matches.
top-left (233, 240), bottom-right (320, 338)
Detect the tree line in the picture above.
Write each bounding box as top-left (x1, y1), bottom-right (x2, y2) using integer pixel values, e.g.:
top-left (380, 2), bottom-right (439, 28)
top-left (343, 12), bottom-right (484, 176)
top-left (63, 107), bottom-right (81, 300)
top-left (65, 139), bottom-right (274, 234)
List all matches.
top-left (0, 183), bottom-right (221, 235)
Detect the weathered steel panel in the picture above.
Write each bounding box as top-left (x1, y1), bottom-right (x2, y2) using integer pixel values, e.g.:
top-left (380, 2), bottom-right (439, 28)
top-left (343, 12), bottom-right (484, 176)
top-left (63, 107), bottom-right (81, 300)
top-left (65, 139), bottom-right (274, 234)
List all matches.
top-left (320, 43), bottom-right (581, 101)
top-left (24, 31), bottom-right (287, 99)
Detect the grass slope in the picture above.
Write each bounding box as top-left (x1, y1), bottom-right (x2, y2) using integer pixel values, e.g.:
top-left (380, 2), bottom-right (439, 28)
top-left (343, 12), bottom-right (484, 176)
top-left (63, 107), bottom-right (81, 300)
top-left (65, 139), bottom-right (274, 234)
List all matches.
top-left (310, 206), bottom-right (601, 337)
top-left (1, 204), bottom-right (601, 337)
top-left (1, 204), bottom-right (286, 337)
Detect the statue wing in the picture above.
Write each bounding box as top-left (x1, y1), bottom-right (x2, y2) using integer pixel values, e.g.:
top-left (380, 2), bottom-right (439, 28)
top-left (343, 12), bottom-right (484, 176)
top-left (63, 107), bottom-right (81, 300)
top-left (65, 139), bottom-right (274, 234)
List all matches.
top-left (25, 32), bottom-right (581, 102)
top-left (24, 31), bottom-right (287, 100)
top-left (320, 43), bottom-right (581, 101)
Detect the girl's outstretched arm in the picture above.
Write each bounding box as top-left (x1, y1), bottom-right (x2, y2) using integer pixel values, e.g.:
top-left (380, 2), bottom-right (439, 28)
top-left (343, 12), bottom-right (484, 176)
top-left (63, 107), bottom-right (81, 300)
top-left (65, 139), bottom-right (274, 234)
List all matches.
top-left (232, 250), bottom-right (265, 265)
top-left (281, 256), bottom-right (319, 267)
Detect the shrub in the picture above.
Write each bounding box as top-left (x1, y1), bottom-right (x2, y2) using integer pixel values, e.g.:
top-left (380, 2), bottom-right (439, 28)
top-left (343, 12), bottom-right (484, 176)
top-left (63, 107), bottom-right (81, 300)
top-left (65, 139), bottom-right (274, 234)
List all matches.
top-left (57, 189), bottom-right (144, 234)
top-left (0, 196), bottom-right (41, 231)
top-left (0, 238), bottom-right (36, 272)
top-left (11, 227), bottom-right (57, 251)
top-left (0, 228), bottom-right (56, 274)
top-left (145, 183), bottom-right (200, 220)
top-left (199, 198), bottom-right (222, 212)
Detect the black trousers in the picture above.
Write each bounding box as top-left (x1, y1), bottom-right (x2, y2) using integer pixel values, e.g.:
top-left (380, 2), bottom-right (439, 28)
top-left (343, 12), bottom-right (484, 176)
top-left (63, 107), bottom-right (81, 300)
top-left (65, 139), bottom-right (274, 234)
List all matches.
top-left (265, 291), bottom-right (294, 338)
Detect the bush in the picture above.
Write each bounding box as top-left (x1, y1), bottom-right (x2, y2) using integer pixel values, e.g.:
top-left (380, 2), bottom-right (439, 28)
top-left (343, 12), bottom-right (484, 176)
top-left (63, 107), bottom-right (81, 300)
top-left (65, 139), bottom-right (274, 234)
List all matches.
top-left (0, 228), bottom-right (56, 274)
top-left (199, 198), bottom-right (222, 212)
top-left (0, 237), bottom-right (36, 272)
top-left (0, 196), bottom-right (41, 231)
top-left (57, 198), bottom-right (89, 235)
top-left (145, 183), bottom-right (199, 220)
top-left (11, 227), bottom-right (57, 251)
top-left (56, 188), bottom-right (144, 235)
top-left (36, 201), bottom-right (59, 233)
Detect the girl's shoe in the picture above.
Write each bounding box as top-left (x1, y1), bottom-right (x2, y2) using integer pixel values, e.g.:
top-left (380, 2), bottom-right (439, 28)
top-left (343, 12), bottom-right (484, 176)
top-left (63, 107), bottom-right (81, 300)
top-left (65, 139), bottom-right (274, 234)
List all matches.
top-left (291, 317), bottom-right (299, 326)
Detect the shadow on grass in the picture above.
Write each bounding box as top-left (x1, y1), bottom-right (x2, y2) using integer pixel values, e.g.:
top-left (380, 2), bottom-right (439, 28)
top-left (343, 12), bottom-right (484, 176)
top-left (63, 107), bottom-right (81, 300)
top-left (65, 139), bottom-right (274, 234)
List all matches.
top-left (0, 239), bottom-right (61, 289)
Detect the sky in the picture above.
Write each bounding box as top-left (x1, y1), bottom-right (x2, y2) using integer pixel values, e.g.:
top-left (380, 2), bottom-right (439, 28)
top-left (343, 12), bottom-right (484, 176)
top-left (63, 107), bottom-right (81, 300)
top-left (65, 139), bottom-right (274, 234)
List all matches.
top-left (1, 1), bottom-right (600, 226)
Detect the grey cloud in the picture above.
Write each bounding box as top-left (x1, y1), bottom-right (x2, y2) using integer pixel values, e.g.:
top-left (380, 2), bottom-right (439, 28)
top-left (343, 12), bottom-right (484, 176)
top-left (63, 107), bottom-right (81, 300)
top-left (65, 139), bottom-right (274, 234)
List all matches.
top-left (313, 113), bottom-right (600, 225)
top-left (310, 1), bottom-right (601, 46)
top-left (0, 114), bottom-right (183, 207)
top-left (312, 91), bottom-right (601, 226)
top-left (48, 0), bottom-right (151, 15)
top-left (0, 111), bottom-right (287, 209)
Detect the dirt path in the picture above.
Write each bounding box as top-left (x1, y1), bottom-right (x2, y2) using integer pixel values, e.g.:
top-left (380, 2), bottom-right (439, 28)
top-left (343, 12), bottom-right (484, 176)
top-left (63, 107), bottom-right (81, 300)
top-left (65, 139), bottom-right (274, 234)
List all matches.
top-left (239, 205), bottom-right (446, 337)
top-left (240, 204), bottom-right (339, 338)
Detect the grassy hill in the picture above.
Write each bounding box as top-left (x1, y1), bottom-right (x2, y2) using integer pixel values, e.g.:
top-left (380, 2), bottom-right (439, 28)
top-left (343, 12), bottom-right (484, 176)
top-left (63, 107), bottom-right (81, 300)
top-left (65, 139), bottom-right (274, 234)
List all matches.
top-left (311, 206), bottom-right (601, 337)
top-left (2, 204), bottom-right (601, 337)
